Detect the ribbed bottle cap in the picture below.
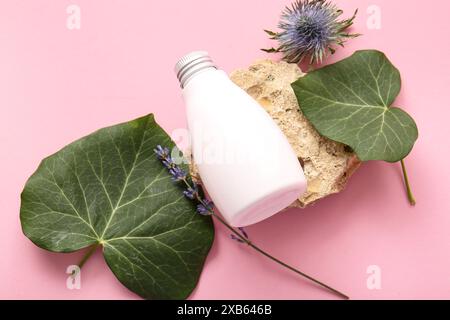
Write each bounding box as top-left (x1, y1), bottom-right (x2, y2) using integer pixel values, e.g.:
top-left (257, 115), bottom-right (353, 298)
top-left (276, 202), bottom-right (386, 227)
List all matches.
top-left (175, 51), bottom-right (216, 88)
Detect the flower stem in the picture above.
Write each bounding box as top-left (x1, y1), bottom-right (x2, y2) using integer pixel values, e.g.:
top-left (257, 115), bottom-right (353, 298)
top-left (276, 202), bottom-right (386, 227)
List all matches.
top-left (400, 159), bottom-right (416, 206)
top-left (211, 212), bottom-right (349, 300)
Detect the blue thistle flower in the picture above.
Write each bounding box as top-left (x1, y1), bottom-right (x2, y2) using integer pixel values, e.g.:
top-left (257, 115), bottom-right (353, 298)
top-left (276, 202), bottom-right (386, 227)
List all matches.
top-left (263, 0), bottom-right (359, 64)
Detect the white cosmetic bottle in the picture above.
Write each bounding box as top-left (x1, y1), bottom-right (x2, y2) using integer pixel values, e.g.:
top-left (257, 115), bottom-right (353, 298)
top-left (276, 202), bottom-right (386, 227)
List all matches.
top-left (175, 51), bottom-right (306, 227)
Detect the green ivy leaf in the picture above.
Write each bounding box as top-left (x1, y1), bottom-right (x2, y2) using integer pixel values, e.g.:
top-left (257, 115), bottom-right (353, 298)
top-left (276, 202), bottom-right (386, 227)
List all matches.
top-left (20, 114), bottom-right (214, 299)
top-left (291, 50), bottom-right (418, 162)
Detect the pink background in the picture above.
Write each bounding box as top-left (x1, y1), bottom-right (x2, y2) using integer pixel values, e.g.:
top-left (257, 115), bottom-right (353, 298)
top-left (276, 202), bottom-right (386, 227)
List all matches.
top-left (1, 0), bottom-right (449, 299)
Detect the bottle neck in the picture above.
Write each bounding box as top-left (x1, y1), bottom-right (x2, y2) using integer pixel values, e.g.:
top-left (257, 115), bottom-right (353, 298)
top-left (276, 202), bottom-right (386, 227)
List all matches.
top-left (175, 51), bottom-right (217, 89)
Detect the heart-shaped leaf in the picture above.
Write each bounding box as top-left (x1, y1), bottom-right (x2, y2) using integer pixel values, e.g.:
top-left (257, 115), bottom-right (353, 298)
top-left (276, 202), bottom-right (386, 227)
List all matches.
top-left (20, 114), bottom-right (214, 299)
top-left (292, 50), bottom-right (418, 162)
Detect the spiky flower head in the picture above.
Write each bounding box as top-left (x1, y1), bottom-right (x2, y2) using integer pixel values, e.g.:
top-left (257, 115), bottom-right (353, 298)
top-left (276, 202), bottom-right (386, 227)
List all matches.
top-left (263, 0), bottom-right (359, 64)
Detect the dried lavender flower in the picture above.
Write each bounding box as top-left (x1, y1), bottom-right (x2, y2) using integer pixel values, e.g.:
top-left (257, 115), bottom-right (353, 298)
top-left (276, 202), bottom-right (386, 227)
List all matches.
top-left (154, 145), bottom-right (170, 160)
top-left (230, 234), bottom-right (246, 244)
top-left (263, 0), bottom-right (359, 64)
top-left (169, 166), bottom-right (187, 181)
top-left (238, 227), bottom-right (249, 239)
top-left (197, 200), bottom-right (214, 216)
top-left (183, 184), bottom-right (199, 200)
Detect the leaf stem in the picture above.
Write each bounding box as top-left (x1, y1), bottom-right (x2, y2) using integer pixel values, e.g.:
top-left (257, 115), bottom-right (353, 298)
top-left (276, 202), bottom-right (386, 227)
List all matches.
top-left (180, 178), bottom-right (349, 300)
top-left (400, 159), bottom-right (416, 206)
top-left (73, 244), bottom-right (99, 275)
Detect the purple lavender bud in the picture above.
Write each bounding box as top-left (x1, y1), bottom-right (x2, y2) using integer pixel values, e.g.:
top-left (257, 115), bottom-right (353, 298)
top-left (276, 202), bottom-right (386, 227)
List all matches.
top-left (162, 158), bottom-right (175, 169)
top-left (169, 166), bottom-right (187, 181)
top-left (154, 145), bottom-right (170, 160)
top-left (183, 185), bottom-right (199, 200)
top-left (204, 199), bottom-right (214, 210)
top-left (196, 204), bottom-right (210, 216)
top-left (196, 200), bottom-right (214, 215)
top-left (230, 234), bottom-right (245, 243)
top-left (238, 227), bottom-right (249, 239)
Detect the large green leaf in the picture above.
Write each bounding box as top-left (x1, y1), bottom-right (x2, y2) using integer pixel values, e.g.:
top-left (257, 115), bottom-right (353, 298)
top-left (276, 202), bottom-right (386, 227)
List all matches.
top-left (292, 50), bottom-right (418, 162)
top-left (20, 114), bottom-right (214, 299)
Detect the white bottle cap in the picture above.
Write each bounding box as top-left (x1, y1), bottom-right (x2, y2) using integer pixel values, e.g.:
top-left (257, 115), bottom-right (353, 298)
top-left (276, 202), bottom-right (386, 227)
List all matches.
top-left (174, 51), bottom-right (217, 88)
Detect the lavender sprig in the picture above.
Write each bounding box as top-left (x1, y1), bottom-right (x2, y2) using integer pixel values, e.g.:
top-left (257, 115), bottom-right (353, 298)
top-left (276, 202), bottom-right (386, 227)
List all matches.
top-left (154, 145), bottom-right (349, 300)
